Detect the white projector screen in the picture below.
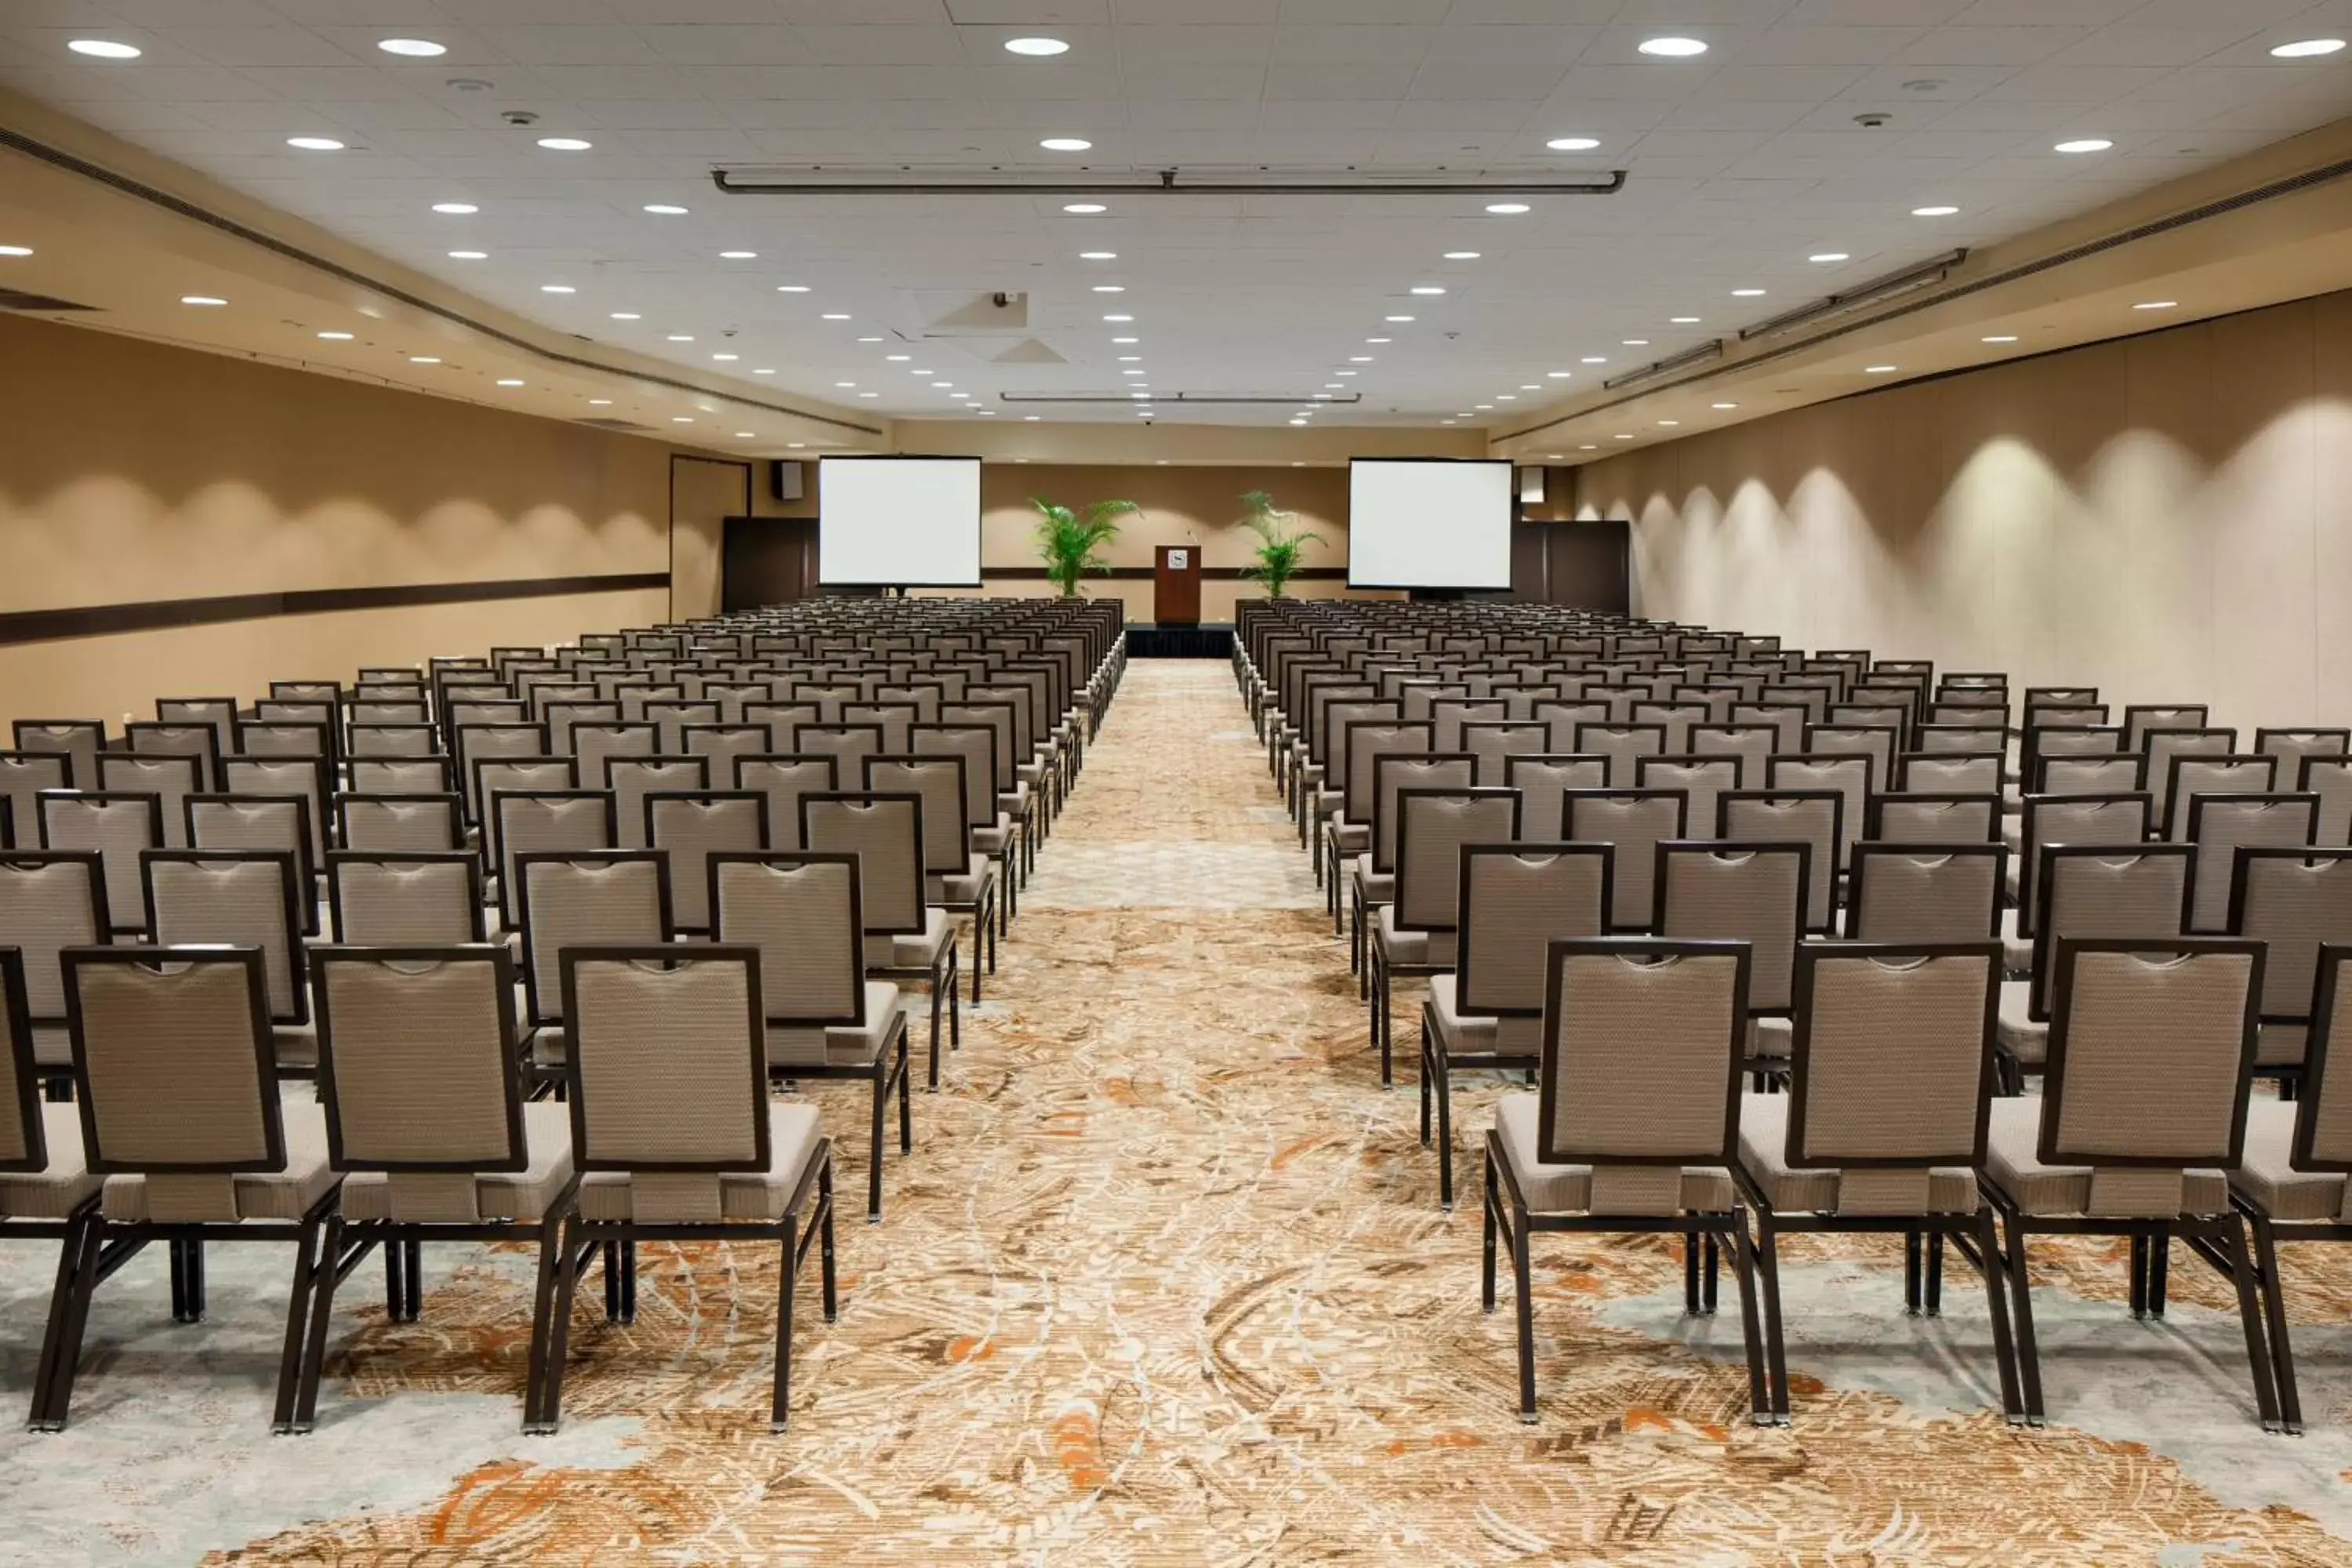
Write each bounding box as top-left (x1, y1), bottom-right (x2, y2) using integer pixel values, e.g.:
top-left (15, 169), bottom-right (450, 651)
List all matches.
top-left (818, 456), bottom-right (983, 586)
top-left (1347, 458), bottom-right (1514, 590)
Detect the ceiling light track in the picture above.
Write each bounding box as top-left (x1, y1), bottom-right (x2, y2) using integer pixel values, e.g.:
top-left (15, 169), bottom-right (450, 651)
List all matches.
top-left (1599, 341), bottom-right (1724, 393)
top-left (0, 125), bottom-right (884, 437)
top-left (713, 167), bottom-right (1625, 198)
top-left (996, 392), bottom-right (1364, 405)
top-left (1736, 250), bottom-right (1968, 342)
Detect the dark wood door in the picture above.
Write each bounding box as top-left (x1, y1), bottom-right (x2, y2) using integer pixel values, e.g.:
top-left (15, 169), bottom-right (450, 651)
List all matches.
top-left (722, 517), bottom-right (818, 609)
top-left (1544, 521), bottom-right (1630, 612)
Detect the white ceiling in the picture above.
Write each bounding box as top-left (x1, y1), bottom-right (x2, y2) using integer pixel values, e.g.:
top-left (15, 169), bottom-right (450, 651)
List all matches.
top-left (4, 0), bottom-right (2351, 430)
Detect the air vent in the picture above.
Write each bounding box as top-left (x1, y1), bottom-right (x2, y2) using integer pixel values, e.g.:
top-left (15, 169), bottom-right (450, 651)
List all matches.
top-left (576, 416), bottom-right (659, 432)
top-left (0, 288), bottom-right (98, 312)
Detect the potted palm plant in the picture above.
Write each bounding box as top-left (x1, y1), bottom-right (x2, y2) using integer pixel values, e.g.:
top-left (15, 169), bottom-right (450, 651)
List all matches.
top-left (1030, 496), bottom-right (1140, 597)
top-left (1237, 489), bottom-right (1322, 599)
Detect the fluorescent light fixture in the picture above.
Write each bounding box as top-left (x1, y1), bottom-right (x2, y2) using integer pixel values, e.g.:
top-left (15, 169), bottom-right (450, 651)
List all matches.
top-left (931, 381), bottom-right (953, 388)
top-left (1092, 285), bottom-right (1124, 292)
top-left (1366, 337), bottom-right (1390, 344)
top-left (536, 136), bottom-right (592, 151)
top-left (643, 204), bottom-right (688, 215)
top-left (1615, 434), bottom-right (1633, 440)
top-left (1006, 37), bottom-right (1070, 56)
top-left (540, 284), bottom-right (575, 294)
top-left (1064, 202), bottom-right (1107, 214)
top-left (1485, 202), bottom-right (1530, 214)
top-left (1103, 313), bottom-right (1133, 321)
top-left (2054, 138), bottom-right (2112, 153)
top-left (1334, 371), bottom-right (1357, 377)
top-left (1657, 419), bottom-right (1679, 426)
top-left (713, 353), bottom-right (739, 361)
top-left (609, 311), bottom-right (641, 320)
top-left (431, 201), bottom-right (477, 214)
top-left (1622, 339), bottom-right (1650, 346)
top-left (1911, 205), bottom-right (1958, 216)
top-left (1122, 368), bottom-right (1146, 376)
top-left (1349, 355), bottom-right (1374, 362)
top-left (286, 136), bottom-right (344, 151)
top-left (835, 381), bottom-right (856, 387)
top-left (719, 250), bottom-right (757, 260)
top-left (378, 38), bottom-right (446, 57)
top-left (409, 355), bottom-right (441, 364)
top-left (1864, 364), bottom-right (1897, 373)
top-left (1410, 285), bottom-right (1446, 296)
top-left (777, 285), bottom-right (811, 293)
top-left (754, 368), bottom-right (775, 375)
top-left (1809, 252), bottom-right (1848, 263)
top-left (1519, 384), bottom-right (1540, 390)
top-left (1547, 136), bottom-right (1599, 151)
top-left (2134, 299), bottom-right (2178, 310)
top-left (1080, 251), bottom-right (1116, 260)
top-left (589, 398), bottom-right (612, 405)
top-left (1983, 334), bottom-right (2018, 343)
top-left (887, 354), bottom-right (910, 361)
top-left (672, 416), bottom-right (693, 423)
top-left (1474, 403), bottom-right (1494, 410)
top-left (0, 245), bottom-right (29, 257)
top-left (1670, 315), bottom-right (1701, 323)
top-left (1040, 137), bottom-right (1092, 151)
top-left (1443, 251), bottom-right (1480, 260)
top-left (448, 249), bottom-right (486, 260)
top-left (2271, 38), bottom-right (2345, 57)
top-left (1711, 402), bottom-right (1737, 409)
top-left (180, 295), bottom-right (227, 307)
top-left (1639, 36), bottom-right (1708, 56)
top-left (735, 430), bottom-right (757, 437)
top-left (496, 378), bottom-right (525, 387)
top-left (1118, 355), bottom-right (1141, 361)
top-left (1112, 336), bottom-right (1138, 343)
top-left (1546, 371), bottom-right (1572, 378)
top-left (1732, 287), bottom-right (1766, 296)
top-left (315, 330), bottom-right (353, 340)
top-left (68, 40), bottom-right (141, 59)
top-left (1581, 356), bottom-right (1606, 364)
top-left (666, 333), bottom-right (694, 342)
top-left (822, 312), bottom-right (850, 320)
top-left (861, 392), bottom-right (879, 398)
top-left (1386, 315), bottom-right (1415, 323)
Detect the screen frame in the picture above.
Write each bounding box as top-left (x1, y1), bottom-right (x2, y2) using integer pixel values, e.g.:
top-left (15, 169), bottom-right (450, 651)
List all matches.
top-left (1345, 456), bottom-right (1517, 590)
top-left (817, 452), bottom-right (985, 589)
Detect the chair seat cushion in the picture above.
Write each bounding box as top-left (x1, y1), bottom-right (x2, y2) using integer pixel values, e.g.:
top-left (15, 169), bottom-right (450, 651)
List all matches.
top-left (101, 1102), bottom-right (339, 1222)
top-left (1746, 1015), bottom-right (1792, 1061)
top-left (274, 1022), bottom-right (320, 1070)
top-left (575, 1102), bottom-right (824, 1221)
top-left (770, 982), bottom-right (902, 1069)
top-left (1493, 1094), bottom-right (1736, 1215)
top-left (1373, 905), bottom-right (1456, 968)
top-left (972, 815), bottom-right (1018, 855)
top-left (2231, 1098), bottom-right (2347, 1221)
top-left (1348, 855), bottom-right (1395, 906)
top-left (1737, 1093), bottom-right (1976, 1215)
top-left (1425, 974), bottom-right (1539, 1058)
top-left (1326, 820), bottom-right (1370, 855)
top-left (2257, 1022), bottom-right (2308, 1067)
top-left (866, 909), bottom-right (953, 971)
top-left (1982, 1098), bottom-right (2225, 1217)
top-left (927, 858), bottom-right (994, 906)
top-left (0, 1102), bottom-right (103, 1219)
top-left (338, 1102), bottom-right (575, 1224)
top-left (1996, 979), bottom-right (2047, 1065)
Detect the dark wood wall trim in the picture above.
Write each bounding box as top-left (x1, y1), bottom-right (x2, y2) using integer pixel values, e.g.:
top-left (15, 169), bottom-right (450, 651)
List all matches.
top-left (0, 572), bottom-right (673, 648)
top-left (985, 564), bottom-right (1352, 582)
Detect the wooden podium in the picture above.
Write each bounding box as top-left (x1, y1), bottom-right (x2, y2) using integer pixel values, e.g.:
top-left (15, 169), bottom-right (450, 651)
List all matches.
top-left (1153, 544), bottom-right (1202, 625)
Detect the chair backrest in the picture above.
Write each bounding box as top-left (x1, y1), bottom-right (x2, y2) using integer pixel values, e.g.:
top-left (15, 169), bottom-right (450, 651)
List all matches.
top-left (1897, 752), bottom-right (2000, 795)
top-left (2029, 845), bottom-right (2194, 1018)
top-left (608, 757), bottom-right (707, 849)
top-left (458, 724), bottom-right (553, 815)
top-left (143, 850), bottom-right (307, 1022)
top-left (1536, 939), bottom-right (1749, 1203)
top-left (2230, 850), bottom-right (2352, 1029)
top-left (2259, 730), bottom-right (2350, 803)
top-left (1341, 720), bottom-right (1433, 826)
top-left (1455, 844), bottom-right (1610, 1051)
top-left (1503, 756), bottom-right (1607, 840)
top-left (0, 949), bottom-right (36, 1171)
top-left (2038, 755), bottom-right (2142, 797)
top-left (2038, 940), bottom-right (2259, 1207)
top-left (1638, 757), bottom-right (1738, 841)
top-left (1632, 702), bottom-right (1708, 753)
top-left (349, 720), bottom-right (438, 753)
top-left (1847, 843), bottom-right (2005, 942)
top-left (186, 795), bottom-right (315, 926)
top-left (2292, 946), bottom-right (2352, 1172)
top-left (561, 950), bottom-right (771, 1203)
top-left (711, 855), bottom-right (866, 1032)
top-left (2143, 728), bottom-right (2237, 818)
top-left (912, 724), bottom-right (1000, 828)
top-left (2307, 757), bottom-right (2352, 847)
top-left (64, 946), bottom-right (285, 1196)
top-left (1714, 790), bottom-right (1839, 933)
top-left (100, 753), bottom-right (202, 848)
top-left (2165, 755), bottom-right (2275, 840)
top-left (493, 790), bottom-right (615, 926)
top-left (794, 724), bottom-right (885, 787)
top-left (648, 700), bottom-right (720, 754)
top-left (1654, 842), bottom-right (1807, 1011)
top-left (682, 724), bottom-right (771, 787)
top-left (220, 757), bottom-right (329, 865)
top-left (2125, 704), bottom-right (2211, 753)
top-left (1534, 700), bottom-right (1608, 753)
top-left (1461, 722), bottom-right (1549, 789)
top-left (0, 753), bottom-right (71, 850)
top-left (1867, 791), bottom-right (2000, 845)
top-left (865, 756), bottom-right (969, 878)
top-left (735, 755), bottom-right (837, 851)
top-left (2181, 792), bottom-right (2314, 934)
top-left (802, 793), bottom-right (926, 935)
top-left (1690, 724), bottom-right (1777, 789)
top-left (1564, 790), bottom-right (1687, 931)
top-left (572, 720), bottom-right (658, 787)
top-left (1432, 699), bottom-right (1504, 754)
top-left (1573, 723), bottom-right (1666, 789)
top-left (350, 756), bottom-right (453, 797)
top-left (516, 852), bottom-right (673, 1025)
top-left (0, 853), bottom-right (108, 1034)
top-left (13, 721), bottom-right (103, 790)
top-left (1370, 755), bottom-right (1475, 873)
top-left (314, 946), bottom-right (528, 1206)
top-left (1767, 754), bottom-right (1868, 866)
top-left (2017, 793), bottom-right (2153, 937)
top-left (1392, 788), bottom-right (1519, 933)
top-left (236, 720), bottom-right (329, 762)
top-left (1805, 724), bottom-right (1894, 795)
top-left (646, 791), bottom-right (768, 931)
top-left (1787, 943), bottom-right (1999, 1183)
top-left (338, 792), bottom-right (463, 853)
top-left (129, 719), bottom-right (223, 791)
top-left (328, 851), bottom-right (485, 945)
top-left (38, 793), bottom-right (159, 934)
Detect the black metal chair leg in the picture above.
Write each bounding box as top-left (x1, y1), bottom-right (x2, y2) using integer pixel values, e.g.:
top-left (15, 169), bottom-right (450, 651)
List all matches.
top-left (1434, 1054), bottom-right (1454, 1211)
top-left (1479, 1151), bottom-right (1498, 1314)
top-left (1684, 1232), bottom-right (1701, 1316)
top-left (2149, 1233), bottom-right (2169, 1318)
top-left (272, 1217), bottom-right (325, 1433)
top-left (2129, 1232), bottom-right (2149, 1319)
top-left (1511, 1200), bottom-right (1537, 1424)
top-left (1703, 1233), bottom-right (1720, 1316)
top-left (34, 1216), bottom-right (106, 1432)
top-left (529, 1231), bottom-right (586, 1435)
top-left (1904, 1230), bottom-right (1922, 1316)
top-left (1976, 1209), bottom-right (2025, 1423)
top-left (522, 1218), bottom-right (564, 1431)
top-left (867, 1058), bottom-right (887, 1223)
top-left (897, 1034), bottom-right (913, 1154)
top-left (2002, 1215), bottom-right (2045, 1425)
top-left (1726, 1218), bottom-right (1773, 1426)
top-left (771, 1215), bottom-right (797, 1434)
top-left (601, 1240), bottom-right (622, 1323)
top-left (2245, 1211), bottom-right (2303, 1433)
top-left (1753, 1210), bottom-right (1792, 1423)
top-left (403, 1236), bottom-right (423, 1322)
top-left (384, 1229), bottom-right (405, 1322)
top-left (1926, 1229), bottom-right (1944, 1317)
top-left (2220, 1218), bottom-right (2283, 1432)
top-left (291, 1214), bottom-right (350, 1432)
top-left (818, 1157), bottom-right (839, 1324)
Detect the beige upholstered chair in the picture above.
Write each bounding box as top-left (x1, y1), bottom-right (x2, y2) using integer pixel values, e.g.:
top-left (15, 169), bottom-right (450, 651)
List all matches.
top-left (327, 851), bottom-right (485, 946)
top-left (1350, 753), bottom-right (1472, 979)
top-left (1368, 788), bottom-right (1519, 1084)
top-left (646, 790), bottom-right (768, 933)
top-left (1574, 723), bottom-right (1666, 789)
top-left (1504, 754), bottom-right (1607, 842)
top-left (295, 945), bottom-right (573, 1432)
top-left (144, 850), bottom-right (314, 1072)
top-left (1483, 938), bottom-right (1766, 1424)
top-left (1846, 843), bottom-right (2005, 943)
top-left (1716, 790), bottom-right (1838, 934)
top-left (1691, 724), bottom-right (1777, 789)
top-left (539, 948), bottom-right (836, 1434)
top-left (793, 724), bottom-right (884, 794)
top-left (2304, 757), bottom-right (2352, 847)
top-left (713, 855), bottom-right (911, 1221)
top-left (1639, 757), bottom-right (1739, 844)
top-left (1462, 721), bottom-right (1550, 790)
top-left (1327, 720), bottom-right (1430, 940)
top-left (514, 852), bottom-right (673, 1083)
top-left (1868, 791), bottom-right (2000, 845)
top-left (1656, 842), bottom-right (1808, 1073)
top-left (1998, 844), bottom-right (2193, 1091)
top-left (125, 720), bottom-right (222, 794)
top-left (0, 852), bottom-right (109, 1096)
top-left (1566, 789), bottom-right (1688, 932)
top-left (13, 720), bottom-right (103, 791)
top-left (804, 793), bottom-right (963, 1076)
top-left (2143, 728), bottom-right (2237, 824)
top-left (187, 794), bottom-right (317, 927)
top-left (2125, 704), bottom-right (2212, 753)
top-left (0, 947), bottom-right (105, 1428)
top-left (2166, 755), bottom-right (2276, 840)
top-left (735, 754), bottom-right (836, 854)
top-left (913, 723), bottom-right (1022, 924)
top-left (0, 752), bottom-right (70, 851)
top-left (2227, 848), bottom-right (2352, 1091)
top-left (608, 757), bottom-right (706, 851)
top-left (458, 724), bottom-right (555, 818)
top-left (337, 792), bottom-right (463, 854)
top-left (100, 754), bottom-right (202, 850)
top-left (1899, 753), bottom-right (2002, 795)
top-left (1983, 939), bottom-right (2278, 1429)
top-left (2006, 792), bottom-right (2153, 967)
top-left (1734, 942), bottom-right (2016, 1422)
top-left (1419, 843), bottom-right (1608, 1210)
top-left (868, 756), bottom-right (997, 988)
top-left (491, 790), bottom-right (615, 930)
top-left (2184, 793), bottom-right (2316, 933)
top-left (40, 946), bottom-right (341, 1432)
top-left (347, 757), bottom-right (454, 797)
top-left (219, 757), bottom-right (330, 870)
top-left (1769, 755), bottom-right (1868, 876)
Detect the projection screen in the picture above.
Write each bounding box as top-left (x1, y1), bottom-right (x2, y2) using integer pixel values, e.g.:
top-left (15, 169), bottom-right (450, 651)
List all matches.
top-left (1346, 458), bottom-right (1515, 590)
top-left (818, 455), bottom-right (984, 586)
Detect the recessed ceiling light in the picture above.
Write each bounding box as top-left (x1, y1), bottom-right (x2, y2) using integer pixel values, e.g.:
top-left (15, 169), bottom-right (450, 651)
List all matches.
top-left (1711, 402), bottom-right (1737, 409)
top-left (666, 333), bottom-right (694, 342)
top-left (1864, 364), bottom-right (1897, 373)
top-left (1080, 251), bottom-right (1116, 260)
top-left (1622, 339), bottom-right (1650, 346)
top-left (1546, 371), bottom-right (1572, 378)
top-left (1112, 336), bottom-right (1138, 343)
top-left (1579, 444), bottom-right (1596, 450)
top-left (1519, 384), bottom-right (1541, 390)
top-left (1040, 137), bottom-right (1092, 151)
top-left (1581, 356), bottom-right (1606, 364)
top-left (672, 416), bottom-right (693, 423)
top-left (719, 250), bottom-right (757, 260)
top-left (0, 245), bottom-right (30, 257)
top-left (540, 284), bottom-right (576, 294)
top-left (1670, 315), bottom-right (1701, 324)
top-left (1912, 205), bottom-right (1958, 217)
top-left (378, 38), bottom-right (446, 57)
top-left (1104, 314), bottom-right (1133, 321)
top-left (1334, 370), bottom-right (1357, 377)
top-left (777, 285), bottom-right (811, 293)
top-left (1809, 252), bottom-right (1848, 263)
top-left (713, 352), bottom-right (739, 361)
top-left (2134, 299), bottom-right (2178, 310)
top-left (1025, 416), bottom-right (1040, 422)
top-left (1982, 334), bottom-right (2018, 343)
top-left (448, 249), bottom-right (487, 260)
top-left (790, 440), bottom-right (808, 447)
top-left (1732, 288), bottom-right (1766, 297)
top-left (609, 311), bottom-right (641, 321)
top-left (822, 312), bottom-right (850, 320)
top-left (643, 204), bottom-right (688, 216)
top-left (1548, 136), bottom-right (1600, 151)
top-left (835, 380), bottom-right (856, 387)
top-left (1639, 37), bottom-right (1708, 57)
top-left (1093, 285), bottom-right (1124, 292)
top-left (1349, 355), bottom-right (1374, 362)
top-left (286, 136), bottom-right (345, 151)
top-left (978, 408), bottom-right (996, 416)
top-left (1006, 37), bottom-right (1070, 56)
top-left (1326, 383), bottom-right (1345, 390)
top-left (1485, 202), bottom-right (1530, 215)
top-left (1615, 433), bottom-right (1634, 441)
top-left (1064, 203), bottom-right (1107, 214)
top-left (67, 40), bottom-right (142, 59)
top-left (1657, 419), bottom-right (1679, 426)
top-left (496, 378), bottom-right (526, 387)
top-left (754, 368), bottom-right (775, 375)
top-left (589, 398), bottom-right (612, 406)
top-left (180, 295), bottom-right (227, 307)
top-left (408, 355), bottom-right (441, 364)
top-left (2054, 139), bottom-right (2113, 154)
top-left (887, 354), bottom-right (910, 361)
top-left (2271, 38), bottom-right (2346, 58)
top-left (1366, 337), bottom-right (1391, 344)
top-left (431, 201), bottom-right (478, 215)
top-left (1443, 251), bottom-right (1481, 260)
top-left (536, 137), bottom-right (592, 151)
top-left (1410, 285), bottom-right (1446, 296)
top-left (1475, 402), bottom-right (1494, 410)
top-left (912, 368), bottom-right (932, 375)
top-left (1312, 394), bottom-right (1332, 401)
top-left (931, 381), bottom-right (953, 388)
top-left (735, 430), bottom-right (757, 438)
top-left (861, 392), bottom-right (880, 399)
top-left (1441, 419), bottom-right (1456, 426)
top-left (316, 330), bottom-right (353, 340)
top-left (1496, 394), bottom-right (1517, 401)
top-left (1118, 355), bottom-right (1141, 361)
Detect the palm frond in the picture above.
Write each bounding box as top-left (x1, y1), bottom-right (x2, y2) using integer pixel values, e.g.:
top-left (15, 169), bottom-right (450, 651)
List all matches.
top-left (1030, 495), bottom-right (1138, 596)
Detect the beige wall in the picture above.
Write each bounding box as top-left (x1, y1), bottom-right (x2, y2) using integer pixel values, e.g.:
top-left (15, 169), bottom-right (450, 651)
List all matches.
top-left (0, 312), bottom-right (707, 728)
top-left (1574, 291), bottom-right (2352, 731)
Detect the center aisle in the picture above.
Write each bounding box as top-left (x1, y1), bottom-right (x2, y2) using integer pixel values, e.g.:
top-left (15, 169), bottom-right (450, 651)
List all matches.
top-left (196, 659), bottom-right (2352, 1563)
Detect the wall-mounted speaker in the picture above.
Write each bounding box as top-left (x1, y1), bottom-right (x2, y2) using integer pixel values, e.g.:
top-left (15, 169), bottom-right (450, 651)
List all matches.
top-left (1516, 465), bottom-right (1547, 505)
top-left (770, 459), bottom-right (805, 503)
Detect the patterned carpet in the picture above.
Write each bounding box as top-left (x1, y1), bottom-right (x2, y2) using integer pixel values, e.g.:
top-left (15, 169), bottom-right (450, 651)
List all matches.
top-left (6, 659), bottom-right (2352, 1563)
